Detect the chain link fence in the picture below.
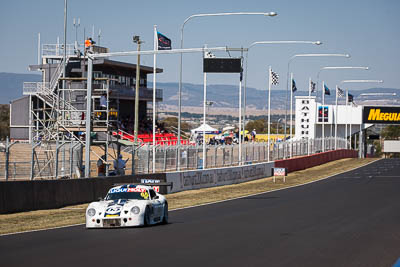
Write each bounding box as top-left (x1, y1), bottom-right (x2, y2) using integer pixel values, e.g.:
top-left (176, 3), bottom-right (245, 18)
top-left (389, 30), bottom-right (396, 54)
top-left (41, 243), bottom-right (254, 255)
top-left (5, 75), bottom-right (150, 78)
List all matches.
top-left (0, 137), bottom-right (349, 180)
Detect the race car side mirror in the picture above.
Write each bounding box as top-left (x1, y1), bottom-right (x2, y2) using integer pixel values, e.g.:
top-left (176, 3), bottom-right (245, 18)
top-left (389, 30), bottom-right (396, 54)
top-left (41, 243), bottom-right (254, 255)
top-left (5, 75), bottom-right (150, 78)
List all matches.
top-left (154, 195), bottom-right (159, 200)
top-left (98, 197), bottom-right (104, 201)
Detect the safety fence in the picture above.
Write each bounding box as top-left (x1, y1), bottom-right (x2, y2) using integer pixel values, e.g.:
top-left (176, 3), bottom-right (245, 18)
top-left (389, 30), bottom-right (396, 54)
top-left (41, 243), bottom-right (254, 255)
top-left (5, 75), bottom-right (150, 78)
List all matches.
top-left (135, 137), bottom-right (348, 173)
top-left (0, 137), bottom-right (349, 180)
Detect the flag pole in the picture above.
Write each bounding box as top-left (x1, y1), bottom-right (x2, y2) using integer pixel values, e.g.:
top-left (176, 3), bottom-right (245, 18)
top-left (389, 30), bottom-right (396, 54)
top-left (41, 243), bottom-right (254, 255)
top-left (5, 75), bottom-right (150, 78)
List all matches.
top-left (290, 72), bottom-right (293, 158)
top-left (349, 93), bottom-right (353, 149)
top-left (322, 81), bottom-right (325, 152)
top-left (238, 56), bottom-right (242, 165)
top-left (308, 77), bottom-right (311, 155)
top-left (267, 66), bottom-right (272, 162)
top-left (202, 45), bottom-right (207, 170)
top-left (152, 25), bottom-right (157, 173)
top-left (335, 85), bottom-right (338, 150)
top-left (345, 89), bottom-right (348, 149)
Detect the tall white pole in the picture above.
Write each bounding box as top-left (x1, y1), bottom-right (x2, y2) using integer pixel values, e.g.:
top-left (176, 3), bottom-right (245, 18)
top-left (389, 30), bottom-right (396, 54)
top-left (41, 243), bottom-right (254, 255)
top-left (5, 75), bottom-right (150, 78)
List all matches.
top-left (289, 72), bottom-right (293, 158)
top-left (349, 101), bottom-right (352, 149)
top-left (202, 46), bottom-right (207, 170)
top-left (344, 89), bottom-right (351, 149)
top-left (359, 122), bottom-right (363, 158)
top-left (322, 81), bottom-right (325, 152)
top-left (38, 33), bottom-right (41, 65)
top-left (239, 66), bottom-right (242, 165)
top-left (308, 77), bottom-right (311, 155)
top-left (267, 67), bottom-right (272, 162)
top-left (152, 25), bottom-right (157, 173)
top-left (335, 85), bottom-right (338, 150)
top-left (85, 56), bottom-right (93, 177)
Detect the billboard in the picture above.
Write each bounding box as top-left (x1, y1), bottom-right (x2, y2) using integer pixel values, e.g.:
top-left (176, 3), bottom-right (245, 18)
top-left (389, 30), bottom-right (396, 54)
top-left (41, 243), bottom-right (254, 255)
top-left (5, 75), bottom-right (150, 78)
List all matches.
top-left (363, 106), bottom-right (400, 124)
top-left (203, 58), bottom-right (242, 73)
top-left (318, 106), bottom-right (329, 122)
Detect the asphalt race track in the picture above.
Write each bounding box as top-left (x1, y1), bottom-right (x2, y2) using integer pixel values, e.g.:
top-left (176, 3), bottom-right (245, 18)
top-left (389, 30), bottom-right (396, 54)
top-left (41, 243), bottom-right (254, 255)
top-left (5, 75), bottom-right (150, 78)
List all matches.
top-left (1, 159), bottom-right (400, 267)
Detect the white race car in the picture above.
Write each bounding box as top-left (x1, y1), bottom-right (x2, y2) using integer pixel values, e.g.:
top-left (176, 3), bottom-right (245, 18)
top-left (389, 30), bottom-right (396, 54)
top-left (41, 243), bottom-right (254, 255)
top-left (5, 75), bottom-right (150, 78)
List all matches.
top-left (86, 184), bottom-right (168, 228)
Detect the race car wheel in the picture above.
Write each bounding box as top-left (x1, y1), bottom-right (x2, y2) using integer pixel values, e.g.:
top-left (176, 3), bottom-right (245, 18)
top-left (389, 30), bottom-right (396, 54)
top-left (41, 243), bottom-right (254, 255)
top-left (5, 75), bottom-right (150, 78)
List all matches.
top-left (162, 203), bottom-right (168, 224)
top-left (144, 206), bottom-right (151, 226)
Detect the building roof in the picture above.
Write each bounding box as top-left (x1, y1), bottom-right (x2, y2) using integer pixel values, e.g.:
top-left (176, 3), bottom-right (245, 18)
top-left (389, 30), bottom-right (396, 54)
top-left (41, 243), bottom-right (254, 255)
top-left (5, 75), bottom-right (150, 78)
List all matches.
top-left (29, 57), bottom-right (163, 75)
top-left (92, 58), bottom-right (163, 74)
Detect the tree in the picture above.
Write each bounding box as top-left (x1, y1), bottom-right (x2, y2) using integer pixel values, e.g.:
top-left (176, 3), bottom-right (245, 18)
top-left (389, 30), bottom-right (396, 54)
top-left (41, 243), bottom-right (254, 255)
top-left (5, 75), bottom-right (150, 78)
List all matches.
top-left (245, 119), bottom-right (266, 133)
top-left (381, 125), bottom-right (400, 140)
top-left (0, 104), bottom-right (10, 140)
top-left (160, 117), bottom-right (190, 133)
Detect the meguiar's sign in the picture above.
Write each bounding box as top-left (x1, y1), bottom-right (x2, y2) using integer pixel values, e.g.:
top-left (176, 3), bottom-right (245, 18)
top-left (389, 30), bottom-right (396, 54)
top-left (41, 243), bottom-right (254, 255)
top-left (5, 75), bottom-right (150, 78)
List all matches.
top-left (363, 106), bottom-right (400, 124)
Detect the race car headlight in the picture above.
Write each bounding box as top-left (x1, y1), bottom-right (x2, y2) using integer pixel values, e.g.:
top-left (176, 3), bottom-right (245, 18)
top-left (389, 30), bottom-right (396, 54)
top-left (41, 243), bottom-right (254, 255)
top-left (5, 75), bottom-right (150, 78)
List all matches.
top-left (87, 208), bottom-right (96, 217)
top-left (130, 206), bottom-right (140, 214)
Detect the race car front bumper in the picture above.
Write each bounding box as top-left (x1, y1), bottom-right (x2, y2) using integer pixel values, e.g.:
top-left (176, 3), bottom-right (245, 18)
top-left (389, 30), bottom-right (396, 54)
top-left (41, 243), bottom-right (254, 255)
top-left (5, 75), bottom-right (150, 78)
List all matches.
top-left (86, 214), bottom-right (144, 228)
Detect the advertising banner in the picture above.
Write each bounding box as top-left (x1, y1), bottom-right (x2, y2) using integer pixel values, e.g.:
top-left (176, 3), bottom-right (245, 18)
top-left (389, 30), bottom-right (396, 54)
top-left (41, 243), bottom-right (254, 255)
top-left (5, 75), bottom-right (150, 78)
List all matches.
top-left (363, 106), bottom-right (400, 124)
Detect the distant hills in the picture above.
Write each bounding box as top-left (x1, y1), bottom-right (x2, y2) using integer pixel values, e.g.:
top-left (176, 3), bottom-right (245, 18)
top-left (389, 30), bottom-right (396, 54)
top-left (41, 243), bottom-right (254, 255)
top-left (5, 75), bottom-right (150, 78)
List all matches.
top-left (1, 72), bottom-right (399, 109)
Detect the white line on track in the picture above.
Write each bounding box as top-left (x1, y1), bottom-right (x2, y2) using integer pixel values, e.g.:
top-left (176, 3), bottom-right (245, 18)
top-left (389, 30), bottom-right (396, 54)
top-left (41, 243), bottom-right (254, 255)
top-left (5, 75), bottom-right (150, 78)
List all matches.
top-left (0, 159), bottom-right (381, 237)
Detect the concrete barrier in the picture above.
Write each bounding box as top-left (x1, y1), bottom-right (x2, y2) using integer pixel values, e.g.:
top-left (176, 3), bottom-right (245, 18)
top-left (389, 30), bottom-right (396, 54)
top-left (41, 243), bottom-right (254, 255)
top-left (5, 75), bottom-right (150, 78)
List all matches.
top-left (0, 150), bottom-right (357, 214)
top-left (166, 161), bottom-right (275, 193)
top-left (274, 149), bottom-right (357, 173)
top-left (0, 173), bottom-right (167, 214)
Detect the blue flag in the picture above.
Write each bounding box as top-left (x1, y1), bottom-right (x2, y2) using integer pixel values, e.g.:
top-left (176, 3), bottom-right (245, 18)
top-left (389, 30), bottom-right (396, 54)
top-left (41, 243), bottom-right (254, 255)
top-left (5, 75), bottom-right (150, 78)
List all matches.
top-left (292, 79), bottom-right (297, 93)
top-left (348, 93), bottom-right (354, 103)
top-left (157, 32), bottom-right (171, 50)
top-left (324, 84), bottom-right (330, 95)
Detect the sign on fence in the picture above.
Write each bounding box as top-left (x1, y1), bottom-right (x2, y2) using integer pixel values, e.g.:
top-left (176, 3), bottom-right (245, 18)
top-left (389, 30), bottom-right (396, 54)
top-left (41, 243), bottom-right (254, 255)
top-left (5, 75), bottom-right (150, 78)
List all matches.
top-left (272, 167), bottom-right (287, 183)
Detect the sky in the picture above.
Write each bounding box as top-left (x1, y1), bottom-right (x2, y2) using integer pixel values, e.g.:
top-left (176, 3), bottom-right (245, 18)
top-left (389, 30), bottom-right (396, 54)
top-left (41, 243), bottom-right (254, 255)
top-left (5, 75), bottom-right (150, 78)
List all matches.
top-left (0, 0), bottom-right (399, 94)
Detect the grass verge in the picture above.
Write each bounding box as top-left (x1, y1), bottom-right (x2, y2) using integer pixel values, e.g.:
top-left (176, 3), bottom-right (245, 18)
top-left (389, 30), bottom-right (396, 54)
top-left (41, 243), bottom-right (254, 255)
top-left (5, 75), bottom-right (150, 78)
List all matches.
top-left (0, 158), bottom-right (378, 235)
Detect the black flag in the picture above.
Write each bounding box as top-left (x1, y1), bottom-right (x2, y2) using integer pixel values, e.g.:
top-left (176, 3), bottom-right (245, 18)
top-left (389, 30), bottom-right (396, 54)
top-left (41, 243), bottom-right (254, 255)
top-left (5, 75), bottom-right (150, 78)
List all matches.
top-left (157, 32), bottom-right (171, 50)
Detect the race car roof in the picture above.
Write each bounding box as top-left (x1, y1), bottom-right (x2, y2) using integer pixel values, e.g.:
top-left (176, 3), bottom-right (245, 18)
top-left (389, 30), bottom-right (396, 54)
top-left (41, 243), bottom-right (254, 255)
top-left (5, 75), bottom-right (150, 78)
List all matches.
top-left (110, 184), bottom-right (152, 191)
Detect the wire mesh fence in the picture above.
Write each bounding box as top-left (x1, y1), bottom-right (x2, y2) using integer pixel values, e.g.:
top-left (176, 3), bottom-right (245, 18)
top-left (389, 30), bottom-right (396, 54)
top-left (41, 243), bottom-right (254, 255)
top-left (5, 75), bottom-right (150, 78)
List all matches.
top-left (0, 137), bottom-right (349, 180)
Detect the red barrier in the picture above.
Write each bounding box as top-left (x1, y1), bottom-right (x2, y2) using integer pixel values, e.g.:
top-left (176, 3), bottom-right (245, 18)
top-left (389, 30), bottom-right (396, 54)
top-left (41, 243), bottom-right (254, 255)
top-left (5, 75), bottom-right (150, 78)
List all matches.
top-left (274, 150), bottom-right (357, 173)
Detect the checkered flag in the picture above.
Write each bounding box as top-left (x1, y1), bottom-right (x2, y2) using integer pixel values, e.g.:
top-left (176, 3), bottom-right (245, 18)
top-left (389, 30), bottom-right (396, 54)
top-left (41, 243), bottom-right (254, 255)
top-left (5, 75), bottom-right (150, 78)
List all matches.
top-left (337, 87), bottom-right (345, 97)
top-left (270, 69), bottom-right (279, 85)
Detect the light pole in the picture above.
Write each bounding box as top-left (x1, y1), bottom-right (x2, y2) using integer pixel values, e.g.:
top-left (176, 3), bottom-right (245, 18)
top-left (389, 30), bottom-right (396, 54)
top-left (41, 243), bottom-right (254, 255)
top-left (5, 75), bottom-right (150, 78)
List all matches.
top-left (339, 79), bottom-right (383, 154)
top-left (243, 40), bottom-right (322, 139)
top-left (277, 118), bottom-right (283, 135)
top-left (178, 11), bottom-right (277, 170)
top-left (315, 66), bottom-right (369, 150)
top-left (133, 36), bottom-right (143, 147)
top-left (73, 17), bottom-right (80, 51)
top-left (286, 53), bottom-right (350, 157)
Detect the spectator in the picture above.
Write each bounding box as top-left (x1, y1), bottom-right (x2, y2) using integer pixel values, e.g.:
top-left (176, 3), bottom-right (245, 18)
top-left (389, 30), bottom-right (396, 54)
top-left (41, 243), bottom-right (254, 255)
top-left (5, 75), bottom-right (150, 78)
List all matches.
top-left (251, 129), bottom-right (257, 142)
top-left (100, 93), bottom-right (107, 108)
top-left (97, 155), bottom-right (106, 176)
top-left (113, 154), bottom-right (127, 176)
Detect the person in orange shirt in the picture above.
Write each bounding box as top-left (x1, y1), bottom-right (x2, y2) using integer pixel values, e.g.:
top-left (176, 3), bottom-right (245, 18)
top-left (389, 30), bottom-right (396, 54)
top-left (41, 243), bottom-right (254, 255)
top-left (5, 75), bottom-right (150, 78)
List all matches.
top-left (85, 38), bottom-right (95, 49)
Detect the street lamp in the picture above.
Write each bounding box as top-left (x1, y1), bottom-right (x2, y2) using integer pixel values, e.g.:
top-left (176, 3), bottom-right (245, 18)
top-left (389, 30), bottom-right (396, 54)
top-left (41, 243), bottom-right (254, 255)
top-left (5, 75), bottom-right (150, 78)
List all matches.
top-left (286, 53), bottom-right (350, 156)
top-left (133, 36), bottom-right (144, 147)
top-left (276, 118), bottom-right (283, 135)
top-left (73, 18), bottom-right (80, 51)
top-left (339, 79), bottom-right (383, 155)
top-left (177, 11), bottom-right (277, 169)
top-left (315, 66), bottom-right (369, 150)
top-left (243, 40), bottom-right (322, 142)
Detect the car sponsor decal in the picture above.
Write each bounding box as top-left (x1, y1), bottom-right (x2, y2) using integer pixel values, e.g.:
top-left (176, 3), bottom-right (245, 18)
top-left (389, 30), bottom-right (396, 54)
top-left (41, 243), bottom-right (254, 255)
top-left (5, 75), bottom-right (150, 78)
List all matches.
top-left (127, 187), bottom-right (147, 193)
top-left (109, 187), bottom-right (148, 194)
top-left (140, 191), bottom-right (149, 199)
top-left (104, 205), bottom-right (122, 217)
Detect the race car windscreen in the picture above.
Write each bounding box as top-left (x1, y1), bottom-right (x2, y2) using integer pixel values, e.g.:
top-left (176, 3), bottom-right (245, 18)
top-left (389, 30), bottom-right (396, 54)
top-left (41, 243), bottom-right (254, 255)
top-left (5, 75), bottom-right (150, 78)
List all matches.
top-left (105, 188), bottom-right (150, 201)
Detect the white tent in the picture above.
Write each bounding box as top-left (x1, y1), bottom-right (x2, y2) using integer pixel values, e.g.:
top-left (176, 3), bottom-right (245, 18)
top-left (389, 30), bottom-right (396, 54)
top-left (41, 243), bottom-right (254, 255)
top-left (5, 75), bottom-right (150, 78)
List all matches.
top-left (191, 123), bottom-right (218, 135)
